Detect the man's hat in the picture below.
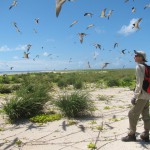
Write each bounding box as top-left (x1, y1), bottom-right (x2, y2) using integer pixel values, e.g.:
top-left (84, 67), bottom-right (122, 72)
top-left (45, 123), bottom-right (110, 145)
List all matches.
top-left (134, 50), bottom-right (147, 62)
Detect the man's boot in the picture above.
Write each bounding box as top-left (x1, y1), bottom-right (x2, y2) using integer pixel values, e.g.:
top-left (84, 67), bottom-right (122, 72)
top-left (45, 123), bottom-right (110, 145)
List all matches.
top-left (140, 131), bottom-right (149, 142)
top-left (122, 134), bottom-right (136, 142)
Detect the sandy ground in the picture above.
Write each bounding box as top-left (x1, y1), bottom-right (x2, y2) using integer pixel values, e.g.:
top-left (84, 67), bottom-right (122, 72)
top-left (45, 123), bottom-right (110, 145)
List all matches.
top-left (0, 87), bottom-right (150, 150)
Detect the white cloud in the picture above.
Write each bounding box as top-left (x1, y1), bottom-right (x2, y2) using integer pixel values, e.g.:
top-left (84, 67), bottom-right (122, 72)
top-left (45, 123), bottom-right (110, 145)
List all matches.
top-left (43, 52), bottom-right (49, 56)
top-left (0, 44), bottom-right (27, 52)
top-left (118, 18), bottom-right (138, 36)
top-left (94, 27), bottom-right (105, 34)
top-left (0, 45), bottom-right (11, 51)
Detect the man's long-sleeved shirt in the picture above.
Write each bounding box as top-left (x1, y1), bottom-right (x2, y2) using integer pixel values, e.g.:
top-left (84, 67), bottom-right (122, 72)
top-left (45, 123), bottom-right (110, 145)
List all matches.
top-left (134, 63), bottom-right (150, 100)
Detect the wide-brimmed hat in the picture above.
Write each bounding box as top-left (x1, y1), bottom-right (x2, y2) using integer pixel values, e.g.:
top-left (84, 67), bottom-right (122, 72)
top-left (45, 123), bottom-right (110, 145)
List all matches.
top-left (134, 50), bottom-right (147, 62)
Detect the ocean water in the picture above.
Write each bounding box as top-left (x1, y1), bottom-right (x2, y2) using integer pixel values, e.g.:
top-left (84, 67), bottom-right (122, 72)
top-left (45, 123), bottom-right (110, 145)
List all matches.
top-left (0, 70), bottom-right (52, 75)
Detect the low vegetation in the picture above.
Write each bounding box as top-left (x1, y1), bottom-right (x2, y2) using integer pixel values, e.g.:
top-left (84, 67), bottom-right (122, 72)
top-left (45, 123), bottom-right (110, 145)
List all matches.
top-left (54, 91), bottom-right (95, 118)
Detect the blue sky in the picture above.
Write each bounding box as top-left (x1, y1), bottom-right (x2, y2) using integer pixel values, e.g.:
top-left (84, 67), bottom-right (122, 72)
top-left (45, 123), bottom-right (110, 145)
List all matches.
top-left (0, 0), bottom-right (150, 71)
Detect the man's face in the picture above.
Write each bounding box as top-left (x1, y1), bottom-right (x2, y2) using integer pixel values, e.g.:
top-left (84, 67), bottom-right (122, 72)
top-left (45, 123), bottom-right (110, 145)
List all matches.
top-left (134, 54), bottom-right (143, 63)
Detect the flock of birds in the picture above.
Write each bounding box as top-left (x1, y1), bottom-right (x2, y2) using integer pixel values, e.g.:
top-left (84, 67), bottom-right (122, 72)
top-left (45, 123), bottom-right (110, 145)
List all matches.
top-left (4, 0), bottom-right (150, 70)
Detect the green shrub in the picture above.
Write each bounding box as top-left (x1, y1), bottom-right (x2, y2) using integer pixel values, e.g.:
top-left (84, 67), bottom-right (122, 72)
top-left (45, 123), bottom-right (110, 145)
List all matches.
top-left (73, 80), bottom-right (83, 89)
top-left (3, 78), bottom-right (50, 122)
top-left (30, 114), bottom-right (62, 123)
top-left (54, 91), bottom-right (95, 118)
top-left (106, 79), bottom-right (120, 87)
top-left (57, 79), bottom-right (68, 88)
top-left (0, 84), bottom-right (12, 94)
top-left (0, 76), bottom-right (10, 84)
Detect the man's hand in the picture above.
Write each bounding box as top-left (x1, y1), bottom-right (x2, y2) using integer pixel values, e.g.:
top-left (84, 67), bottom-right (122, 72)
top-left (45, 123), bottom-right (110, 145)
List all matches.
top-left (131, 97), bottom-right (136, 105)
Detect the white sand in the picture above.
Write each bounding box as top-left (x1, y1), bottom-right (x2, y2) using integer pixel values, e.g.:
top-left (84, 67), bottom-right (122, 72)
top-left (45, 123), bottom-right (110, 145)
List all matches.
top-left (0, 88), bottom-right (149, 150)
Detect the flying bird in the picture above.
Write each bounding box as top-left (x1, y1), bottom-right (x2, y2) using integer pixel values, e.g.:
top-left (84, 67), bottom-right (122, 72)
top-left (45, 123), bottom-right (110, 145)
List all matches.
top-left (69, 20), bottom-right (78, 27)
top-left (132, 18), bottom-right (142, 29)
top-left (9, 0), bottom-right (17, 10)
top-left (84, 13), bottom-right (93, 17)
top-left (107, 10), bottom-right (114, 20)
top-left (13, 22), bottom-right (21, 33)
top-left (27, 44), bottom-right (32, 52)
top-left (56, 0), bottom-right (66, 17)
top-left (114, 43), bottom-right (118, 48)
top-left (100, 8), bottom-right (107, 18)
top-left (23, 52), bottom-right (30, 59)
top-left (132, 7), bottom-right (136, 13)
top-left (144, 4), bottom-right (150, 9)
top-left (87, 61), bottom-right (91, 68)
top-left (124, 0), bottom-right (129, 3)
top-left (121, 49), bottom-right (126, 54)
top-left (35, 18), bottom-right (39, 24)
top-left (86, 24), bottom-right (94, 30)
top-left (78, 33), bottom-right (87, 44)
top-left (93, 51), bottom-right (99, 60)
top-left (93, 43), bottom-right (101, 49)
top-left (10, 67), bottom-right (14, 70)
top-left (102, 63), bottom-right (110, 69)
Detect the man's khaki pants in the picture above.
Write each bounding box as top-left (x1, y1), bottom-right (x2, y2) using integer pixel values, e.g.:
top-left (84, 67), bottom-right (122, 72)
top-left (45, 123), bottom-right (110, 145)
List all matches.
top-left (128, 99), bottom-right (150, 135)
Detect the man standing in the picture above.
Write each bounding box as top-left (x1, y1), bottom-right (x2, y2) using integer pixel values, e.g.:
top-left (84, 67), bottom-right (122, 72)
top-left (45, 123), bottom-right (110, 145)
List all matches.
top-left (122, 50), bottom-right (150, 142)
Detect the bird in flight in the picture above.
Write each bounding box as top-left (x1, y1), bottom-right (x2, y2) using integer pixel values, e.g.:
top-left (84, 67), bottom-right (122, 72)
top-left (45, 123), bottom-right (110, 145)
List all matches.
top-left (132, 7), bottom-right (136, 13)
top-left (78, 33), bottom-right (87, 44)
top-left (132, 18), bottom-right (142, 29)
top-left (114, 43), bottom-right (118, 48)
top-left (144, 4), bottom-right (150, 10)
top-left (56, 0), bottom-right (73, 17)
top-left (69, 20), bottom-right (78, 28)
top-left (23, 52), bottom-right (30, 59)
top-left (84, 13), bottom-right (93, 17)
top-left (102, 63), bottom-right (110, 69)
top-left (86, 24), bottom-right (94, 30)
top-left (13, 22), bottom-right (21, 33)
top-left (93, 43), bottom-right (101, 49)
top-left (107, 10), bottom-right (114, 20)
top-left (100, 8), bottom-right (107, 18)
top-left (121, 49), bottom-right (126, 54)
top-left (27, 44), bottom-right (32, 52)
top-left (9, 0), bottom-right (17, 10)
top-left (35, 18), bottom-right (39, 24)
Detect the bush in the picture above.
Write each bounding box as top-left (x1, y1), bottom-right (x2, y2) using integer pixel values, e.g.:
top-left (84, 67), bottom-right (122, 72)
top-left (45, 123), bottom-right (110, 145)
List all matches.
top-left (54, 91), bottom-right (95, 118)
top-left (0, 84), bottom-right (12, 94)
top-left (106, 79), bottom-right (120, 87)
top-left (0, 76), bottom-right (10, 84)
top-left (73, 80), bottom-right (83, 89)
top-left (57, 79), bottom-right (68, 88)
top-left (3, 78), bottom-right (51, 122)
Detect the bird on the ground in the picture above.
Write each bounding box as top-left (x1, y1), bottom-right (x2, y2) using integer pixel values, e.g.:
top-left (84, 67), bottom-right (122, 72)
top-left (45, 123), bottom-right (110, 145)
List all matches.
top-left (84, 13), bottom-right (93, 17)
top-left (107, 10), bottom-right (114, 20)
top-left (78, 124), bottom-right (85, 132)
top-left (78, 33), bottom-right (87, 44)
top-left (9, 0), bottom-right (17, 10)
top-left (114, 43), bottom-right (118, 48)
top-left (23, 52), bottom-right (30, 59)
top-left (100, 8), bottom-right (107, 18)
top-left (102, 63), bottom-right (110, 69)
top-left (144, 4), bottom-right (150, 9)
top-left (69, 20), bottom-right (78, 27)
top-left (132, 18), bottom-right (142, 29)
top-left (13, 22), bottom-right (21, 33)
top-left (93, 43), bottom-right (101, 49)
top-left (86, 24), bottom-right (94, 30)
top-left (35, 18), bottom-right (39, 24)
top-left (132, 7), bottom-right (136, 13)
